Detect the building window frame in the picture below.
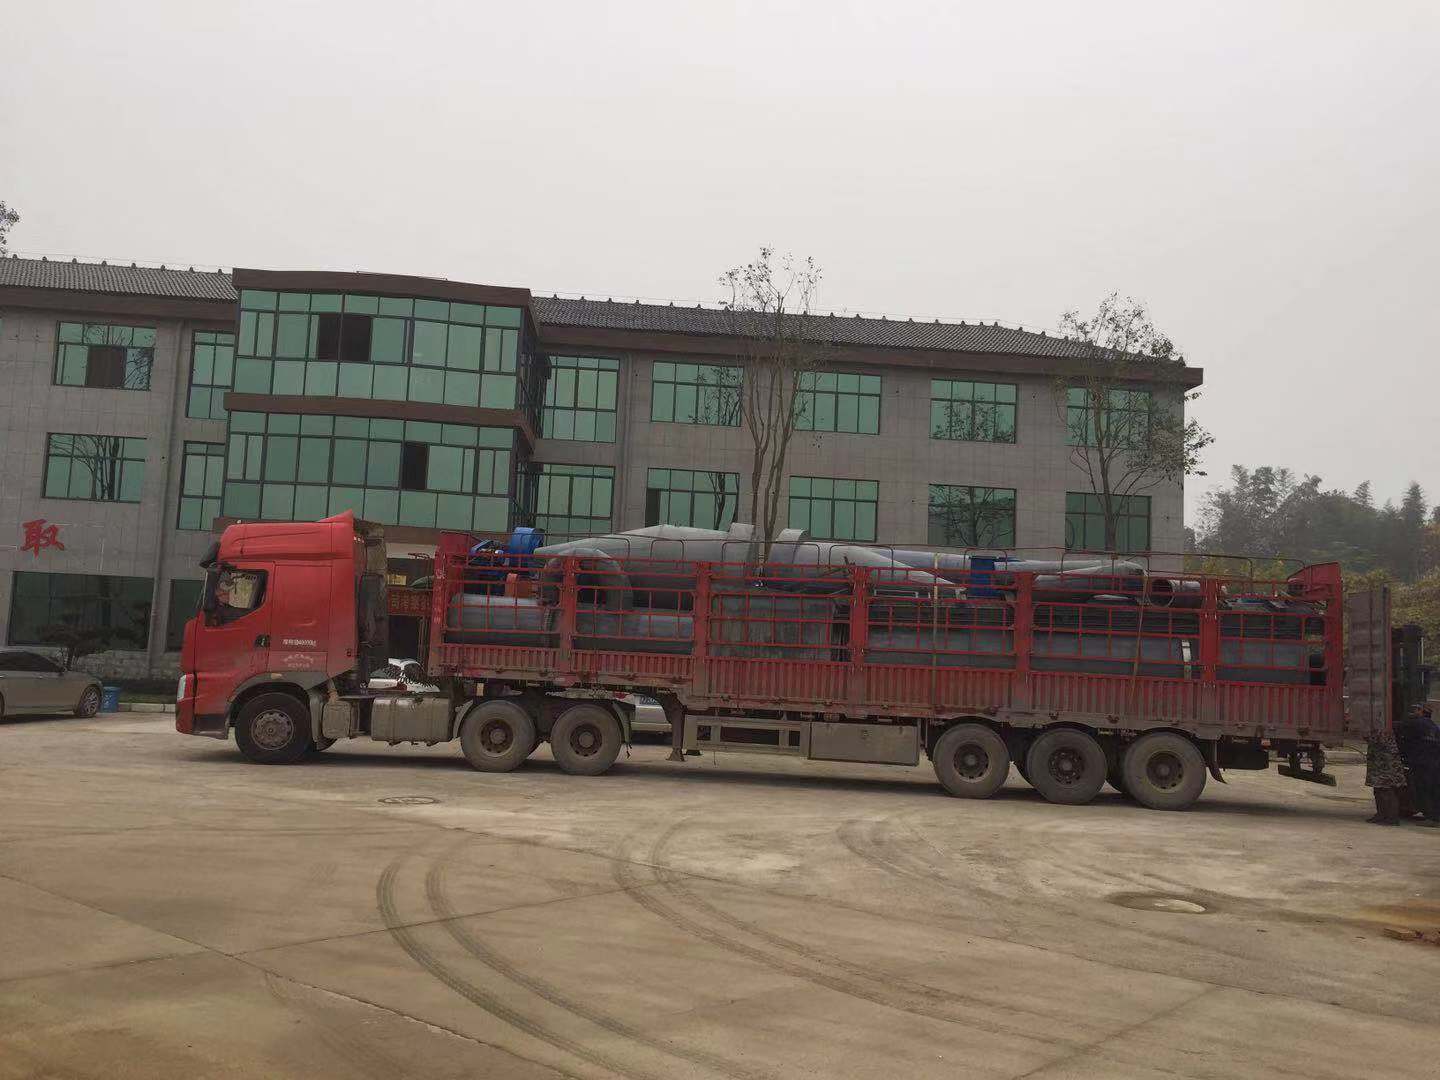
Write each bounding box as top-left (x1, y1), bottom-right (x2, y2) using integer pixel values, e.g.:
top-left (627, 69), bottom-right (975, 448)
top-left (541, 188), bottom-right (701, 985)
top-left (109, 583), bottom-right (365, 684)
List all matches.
top-left (177, 442), bottom-right (225, 530)
top-left (186, 330), bottom-right (236, 420)
top-left (235, 290), bottom-right (527, 413)
top-left (650, 362), bottom-right (742, 426)
top-left (930, 379), bottom-right (1017, 443)
top-left (1065, 387), bottom-right (1153, 449)
top-left (54, 322), bottom-right (156, 391)
top-left (1064, 492), bottom-right (1152, 553)
top-left (543, 356), bottom-right (619, 442)
top-left (219, 412), bottom-right (514, 532)
top-left (8, 571), bottom-right (153, 649)
top-left (795, 371), bottom-right (881, 434)
top-left (787, 476), bottom-right (878, 542)
top-left (531, 463), bottom-right (615, 539)
top-left (43, 433), bottom-right (146, 503)
top-left (644, 468), bottom-right (740, 530)
top-left (927, 485), bottom-right (1017, 548)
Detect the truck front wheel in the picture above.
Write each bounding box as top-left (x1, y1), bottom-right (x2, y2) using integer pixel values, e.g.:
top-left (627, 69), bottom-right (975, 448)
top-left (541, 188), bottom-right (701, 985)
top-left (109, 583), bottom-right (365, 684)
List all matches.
top-left (459, 699), bottom-right (536, 773)
top-left (234, 693), bottom-right (312, 765)
top-left (549, 704), bottom-right (622, 776)
top-left (1121, 732), bottom-right (1206, 811)
top-left (932, 723), bottom-right (1010, 798)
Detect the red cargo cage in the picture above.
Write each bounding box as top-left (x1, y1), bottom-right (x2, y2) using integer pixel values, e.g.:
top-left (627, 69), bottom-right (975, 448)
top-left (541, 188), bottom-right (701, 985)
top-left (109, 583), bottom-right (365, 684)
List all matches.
top-left (423, 532), bottom-right (1349, 743)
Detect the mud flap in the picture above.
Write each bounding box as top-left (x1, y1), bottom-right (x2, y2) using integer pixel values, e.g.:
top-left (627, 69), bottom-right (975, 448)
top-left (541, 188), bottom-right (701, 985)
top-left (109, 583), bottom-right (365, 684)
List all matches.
top-left (1202, 740), bottom-right (1226, 784)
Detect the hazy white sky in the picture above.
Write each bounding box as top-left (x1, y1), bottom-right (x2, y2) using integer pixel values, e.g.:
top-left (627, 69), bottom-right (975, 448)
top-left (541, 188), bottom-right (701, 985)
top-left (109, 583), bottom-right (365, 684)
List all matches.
top-left (3, 1), bottom-right (1437, 521)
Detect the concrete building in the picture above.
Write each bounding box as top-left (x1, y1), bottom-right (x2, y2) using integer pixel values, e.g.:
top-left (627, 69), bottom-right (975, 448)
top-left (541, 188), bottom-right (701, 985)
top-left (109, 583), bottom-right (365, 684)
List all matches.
top-left (0, 256), bottom-right (1201, 678)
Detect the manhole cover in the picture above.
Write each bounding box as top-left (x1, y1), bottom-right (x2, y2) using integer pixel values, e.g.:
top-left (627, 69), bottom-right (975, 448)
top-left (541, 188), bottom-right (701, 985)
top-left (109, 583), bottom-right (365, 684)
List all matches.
top-left (1110, 892), bottom-right (1209, 914)
top-left (378, 796), bottom-right (439, 806)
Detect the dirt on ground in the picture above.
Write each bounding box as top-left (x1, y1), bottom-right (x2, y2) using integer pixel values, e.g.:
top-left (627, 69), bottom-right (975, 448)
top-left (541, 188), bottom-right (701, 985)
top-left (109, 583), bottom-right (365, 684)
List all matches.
top-left (2, 714), bottom-right (1438, 1079)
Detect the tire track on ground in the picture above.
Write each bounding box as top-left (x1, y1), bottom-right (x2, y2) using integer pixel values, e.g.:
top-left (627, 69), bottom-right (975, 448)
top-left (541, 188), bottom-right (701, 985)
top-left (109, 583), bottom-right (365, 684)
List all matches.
top-left (882, 812), bottom-right (1381, 992)
top-left (376, 854), bottom-right (649, 1080)
top-left (611, 823), bottom-right (1074, 1050)
top-left (424, 850), bottom-right (773, 1080)
top-left (835, 815), bottom-right (1019, 934)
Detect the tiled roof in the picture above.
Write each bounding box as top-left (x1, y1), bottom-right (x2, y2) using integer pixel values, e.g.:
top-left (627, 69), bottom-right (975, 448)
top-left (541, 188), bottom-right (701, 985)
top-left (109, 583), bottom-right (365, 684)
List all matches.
top-left (531, 296), bottom-right (1092, 359)
top-left (0, 255), bottom-right (237, 301)
top-left (1, 256), bottom-right (1131, 364)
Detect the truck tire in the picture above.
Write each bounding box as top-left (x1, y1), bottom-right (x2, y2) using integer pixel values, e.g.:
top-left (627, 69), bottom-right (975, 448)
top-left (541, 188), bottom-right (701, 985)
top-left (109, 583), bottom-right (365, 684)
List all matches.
top-left (932, 723), bottom-right (1010, 798)
top-left (459, 699), bottom-right (536, 773)
top-left (549, 704), bottom-right (622, 776)
top-left (1026, 728), bottom-right (1106, 805)
top-left (234, 693), bottom-right (312, 765)
top-left (1122, 732), bottom-right (1206, 811)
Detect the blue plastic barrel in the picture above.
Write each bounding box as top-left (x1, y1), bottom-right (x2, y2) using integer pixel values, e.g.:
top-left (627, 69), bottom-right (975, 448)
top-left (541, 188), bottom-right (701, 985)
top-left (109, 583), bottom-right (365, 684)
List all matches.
top-left (100, 686), bottom-right (121, 712)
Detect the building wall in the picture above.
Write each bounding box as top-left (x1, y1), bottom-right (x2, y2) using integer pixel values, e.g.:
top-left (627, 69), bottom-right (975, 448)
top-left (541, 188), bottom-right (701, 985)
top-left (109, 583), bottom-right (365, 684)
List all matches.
top-left (534, 350), bottom-right (1186, 556)
top-left (0, 304), bottom-right (225, 678)
top-left (0, 295), bottom-right (1188, 681)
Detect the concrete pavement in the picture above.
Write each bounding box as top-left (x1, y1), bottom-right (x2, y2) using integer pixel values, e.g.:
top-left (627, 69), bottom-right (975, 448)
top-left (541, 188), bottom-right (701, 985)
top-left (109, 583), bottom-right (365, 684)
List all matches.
top-left (2, 713), bottom-right (1438, 1079)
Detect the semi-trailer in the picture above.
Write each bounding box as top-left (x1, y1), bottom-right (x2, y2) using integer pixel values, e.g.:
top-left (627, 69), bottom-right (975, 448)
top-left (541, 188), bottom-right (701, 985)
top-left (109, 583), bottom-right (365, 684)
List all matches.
top-left (176, 512), bottom-right (1420, 810)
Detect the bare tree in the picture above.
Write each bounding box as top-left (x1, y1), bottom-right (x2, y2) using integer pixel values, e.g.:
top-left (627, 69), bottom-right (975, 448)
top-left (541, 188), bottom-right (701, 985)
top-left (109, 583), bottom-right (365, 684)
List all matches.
top-left (1054, 293), bottom-right (1212, 552)
top-left (720, 248), bottom-right (827, 550)
top-left (0, 200), bottom-right (18, 256)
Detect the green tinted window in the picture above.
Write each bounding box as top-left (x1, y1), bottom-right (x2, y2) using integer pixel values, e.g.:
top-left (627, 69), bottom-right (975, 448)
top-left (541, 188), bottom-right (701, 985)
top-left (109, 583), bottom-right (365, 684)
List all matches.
top-left (1065, 386), bottom-right (1152, 449)
top-left (930, 380), bottom-right (1017, 443)
top-left (927, 485), bottom-right (1016, 548)
top-left (787, 475), bottom-right (878, 542)
top-left (186, 330), bottom-right (236, 420)
top-left (645, 468), bottom-right (738, 529)
top-left (543, 356), bottom-right (619, 442)
top-left (177, 442), bottom-right (225, 530)
top-left (54, 322), bottom-right (156, 392)
top-left (651, 362), bottom-right (741, 425)
top-left (1064, 492), bottom-right (1151, 553)
top-left (796, 372), bottom-right (880, 434)
top-left (532, 464), bottom-right (614, 538)
top-left (218, 413), bottom-right (515, 531)
top-left (44, 433), bottom-right (145, 503)
top-left (230, 291), bottom-right (536, 414)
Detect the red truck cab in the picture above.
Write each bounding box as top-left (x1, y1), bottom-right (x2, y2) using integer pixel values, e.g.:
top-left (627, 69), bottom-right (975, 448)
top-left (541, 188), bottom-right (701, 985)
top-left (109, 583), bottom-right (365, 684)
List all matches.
top-left (176, 512), bottom-right (387, 740)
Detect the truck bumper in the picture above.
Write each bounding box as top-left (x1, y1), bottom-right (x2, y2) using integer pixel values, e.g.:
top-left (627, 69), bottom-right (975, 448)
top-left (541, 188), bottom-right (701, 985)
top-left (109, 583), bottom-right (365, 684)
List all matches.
top-left (176, 699), bottom-right (228, 739)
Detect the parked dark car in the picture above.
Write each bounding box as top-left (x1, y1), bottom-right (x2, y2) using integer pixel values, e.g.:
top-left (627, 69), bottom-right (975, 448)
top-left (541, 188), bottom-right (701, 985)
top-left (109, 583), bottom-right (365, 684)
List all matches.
top-left (0, 651), bottom-right (102, 718)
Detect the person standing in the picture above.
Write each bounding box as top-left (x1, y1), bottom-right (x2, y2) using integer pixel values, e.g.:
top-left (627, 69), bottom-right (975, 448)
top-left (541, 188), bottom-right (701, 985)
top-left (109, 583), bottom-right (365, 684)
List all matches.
top-left (1365, 726), bottom-right (1408, 825)
top-left (1395, 706), bottom-right (1440, 826)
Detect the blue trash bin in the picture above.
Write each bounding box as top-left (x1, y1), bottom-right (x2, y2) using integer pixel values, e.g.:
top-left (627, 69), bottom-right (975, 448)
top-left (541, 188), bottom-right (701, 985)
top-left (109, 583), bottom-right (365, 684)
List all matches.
top-left (100, 686), bottom-right (121, 713)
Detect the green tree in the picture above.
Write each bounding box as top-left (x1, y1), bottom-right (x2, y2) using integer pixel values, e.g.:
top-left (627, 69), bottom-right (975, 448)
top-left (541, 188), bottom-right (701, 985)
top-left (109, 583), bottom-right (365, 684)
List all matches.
top-left (1055, 293), bottom-right (1212, 550)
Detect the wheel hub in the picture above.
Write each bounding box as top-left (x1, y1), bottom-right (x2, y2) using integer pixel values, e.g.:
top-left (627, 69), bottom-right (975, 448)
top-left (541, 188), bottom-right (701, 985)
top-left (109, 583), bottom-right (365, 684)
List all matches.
top-left (1048, 748), bottom-right (1086, 785)
top-left (481, 719), bottom-right (514, 753)
top-left (955, 744), bottom-right (990, 780)
top-left (571, 724), bottom-right (599, 755)
top-left (252, 709), bottom-right (294, 750)
top-left (1146, 751), bottom-right (1183, 790)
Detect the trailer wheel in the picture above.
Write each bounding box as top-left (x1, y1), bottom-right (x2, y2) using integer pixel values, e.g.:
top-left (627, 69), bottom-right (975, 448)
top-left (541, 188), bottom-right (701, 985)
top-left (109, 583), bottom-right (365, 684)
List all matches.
top-left (234, 693), bottom-right (312, 765)
top-left (549, 704), bottom-right (622, 776)
top-left (933, 724), bottom-right (1010, 798)
top-left (459, 699), bottom-right (536, 773)
top-left (1122, 732), bottom-right (1206, 811)
top-left (1026, 728), bottom-right (1106, 805)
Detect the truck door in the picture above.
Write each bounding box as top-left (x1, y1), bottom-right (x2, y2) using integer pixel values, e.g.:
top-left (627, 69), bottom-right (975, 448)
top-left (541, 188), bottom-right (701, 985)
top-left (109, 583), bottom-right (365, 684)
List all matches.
top-left (1344, 585), bottom-right (1391, 736)
top-left (194, 564), bottom-right (274, 716)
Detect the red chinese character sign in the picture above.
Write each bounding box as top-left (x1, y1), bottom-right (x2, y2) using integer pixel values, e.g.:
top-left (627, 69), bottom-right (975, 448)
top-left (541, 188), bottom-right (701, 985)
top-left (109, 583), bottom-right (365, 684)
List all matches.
top-left (21, 519), bottom-right (64, 557)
